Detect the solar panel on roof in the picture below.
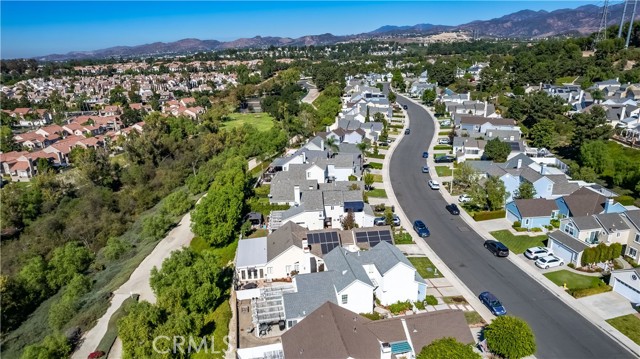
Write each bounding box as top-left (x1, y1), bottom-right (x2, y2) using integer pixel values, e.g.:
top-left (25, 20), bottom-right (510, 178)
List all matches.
top-left (307, 233), bottom-right (318, 244)
top-left (321, 243), bottom-right (328, 254)
top-left (331, 232), bottom-right (339, 242)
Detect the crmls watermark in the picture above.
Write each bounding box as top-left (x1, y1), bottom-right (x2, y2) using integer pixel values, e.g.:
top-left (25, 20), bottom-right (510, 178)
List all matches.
top-left (152, 335), bottom-right (232, 356)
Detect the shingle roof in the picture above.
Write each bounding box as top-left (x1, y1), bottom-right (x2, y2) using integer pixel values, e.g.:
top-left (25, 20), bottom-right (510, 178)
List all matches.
top-left (623, 210), bottom-right (640, 230)
top-left (283, 273), bottom-right (340, 320)
top-left (571, 216), bottom-right (603, 230)
top-left (513, 198), bottom-right (558, 218)
top-left (324, 247), bottom-right (373, 292)
top-left (460, 115), bottom-right (516, 126)
top-left (266, 222), bottom-right (307, 261)
top-left (357, 241), bottom-right (414, 275)
top-left (594, 213), bottom-right (630, 233)
top-left (548, 230), bottom-right (589, 252)
top-left (562, 187), bottom-right (607, 216)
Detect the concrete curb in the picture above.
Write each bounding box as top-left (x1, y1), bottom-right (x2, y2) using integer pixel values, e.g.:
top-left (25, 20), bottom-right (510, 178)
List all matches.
top-left (381, 95), bottom-right (496, 326)
top-left (401, 94), bottom-right (640, 357)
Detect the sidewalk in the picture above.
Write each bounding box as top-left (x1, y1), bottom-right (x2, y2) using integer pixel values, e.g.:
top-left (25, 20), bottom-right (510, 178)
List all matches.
top-left (401, 94), bottom-right (640, 357)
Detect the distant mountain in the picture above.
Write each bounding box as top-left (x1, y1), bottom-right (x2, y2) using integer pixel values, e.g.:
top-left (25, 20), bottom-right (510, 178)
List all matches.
top-left (30, 3), bottom-right (637, 61)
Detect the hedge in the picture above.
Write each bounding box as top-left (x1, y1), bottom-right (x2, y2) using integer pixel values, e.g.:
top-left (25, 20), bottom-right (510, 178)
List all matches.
top-left (581, 243), bottom-right (623, 266)
top-left (569, 285), bottom-right (612, 298)
top-left (615, 195), bottom-right (636, 206)
top-left (425, 295), bottom-right (438, 306)
top-left (388, 300), bottom-right (412, 314)
top-left (473, 210), bottom-right (506, 221)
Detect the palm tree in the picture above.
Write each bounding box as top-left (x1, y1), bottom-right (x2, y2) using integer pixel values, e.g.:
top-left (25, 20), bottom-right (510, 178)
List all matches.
top-left (326, 136), bottom-right (340, 153)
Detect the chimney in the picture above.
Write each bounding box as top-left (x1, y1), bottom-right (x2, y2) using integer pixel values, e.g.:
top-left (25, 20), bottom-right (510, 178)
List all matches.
top-left (294, 185), bottom-right (300, 206)
top-left (516, 159), bottom-right (522, 169)
top-left (540, 163), bottom-right (546, 175)
top-left (484, 100), bottom-right (488, 115)
top-left (604, 198), bottom-right (614, 213)
top-left (302, 239), bottom-right (309, 252)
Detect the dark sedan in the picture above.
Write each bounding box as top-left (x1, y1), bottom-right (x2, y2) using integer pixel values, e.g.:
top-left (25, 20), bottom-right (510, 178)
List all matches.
top-left (413, 220), bottom-right (431, 238)
top-left (484, 240), bottom-right (509, 257)
top-left (445, 203), bottom-right (460, 215)
top-left (479, 291), bottom-right (507, 316)
top-left (422, 151), bottom-right (429, 158)
top-left (434, 155), bottom-right (455, 163)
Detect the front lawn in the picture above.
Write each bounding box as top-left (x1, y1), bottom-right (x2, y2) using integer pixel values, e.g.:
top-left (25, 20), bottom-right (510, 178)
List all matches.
top-left (543, 270), bottom-right (604, 290)
top-left (438, 130), bottom-right (452, 136)
top-left (222, 112), bottom-right (275, 132)
top-left (371, 174), bottom-right (383, 182)
top-left (489, 230), bottom-right (547, 254)
top-left (434, 166), bottom-right (453, 177)
top-left (408, 257), bottom-right (443, 278)
top-left (367, 188), bottom-right (387, 198)
top-left (433, 145), bottom-right (452, 150)
top-left (606, 314), bottom-right (640, 345)
top-left (394, 231), bottom-right (414, 244)
top-left (367, 162), bottom-right (383, 170)
top-left (365, 152), bottom-right (385, 159)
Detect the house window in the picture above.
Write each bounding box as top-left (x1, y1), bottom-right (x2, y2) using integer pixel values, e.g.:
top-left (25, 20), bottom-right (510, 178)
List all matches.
top-left (294, 263), bottom-right (299, 272)
top-left (564, 222), bottom-right (577, 237)
top-left (241, 270), bottom-right (246, 280)
top-left (267, 267), bottom-right (272, 274)
top-left (635, 233), bottom-right (640, 244)
top-left (547, 184), bottom-right (553, 192)
top-left (616, 232), bottom-right (621, 238)
top-left (341, 294), bottom-right (348, 304)
top-left (629, 247), bottom-right (638, 260)
top-left (286, 265), bottom-right (291, 274)
top-left (524, 219), bottom-right (530, 226)
top-left (259, 269), bottom-right (264, 278)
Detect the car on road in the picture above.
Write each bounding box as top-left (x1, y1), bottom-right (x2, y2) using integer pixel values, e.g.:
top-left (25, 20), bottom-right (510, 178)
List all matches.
top-left (445, 203), bottom-right (460, 215)
top-left (535, 255), bottom-right (565, 269)
top-left (438, 138), bottom-right (451, 145)
top-left (422, 166), bottom-right (429, 173)
top-left (403, 105), bottom-right (408, 110)
top-left (458, 194), bottom-right (471, 203)
top-left (374, 215), bottom-right (401, 226)
top-left (413, 220), bottom-right (430, 237)
top-left (484, 240), bottom-right (509, 257)
top-left (524, 246), bottom-right (552, 260)
top-left (422, 151), bottom-right (429, 158)
top-left (428, 180), bottom-right (440, 190)
top-left (405, 128), bottom-right (411, 135)
top-left (435, 155), bottom-right (455, 163)
top-left (479, 291), bottom-right (507, 316)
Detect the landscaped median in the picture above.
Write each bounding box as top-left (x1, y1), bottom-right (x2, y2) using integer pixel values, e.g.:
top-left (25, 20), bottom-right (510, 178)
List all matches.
top-left (490, 230), bottom-right (547, 254)
top-left (543, 270), bottom-right (611, 298)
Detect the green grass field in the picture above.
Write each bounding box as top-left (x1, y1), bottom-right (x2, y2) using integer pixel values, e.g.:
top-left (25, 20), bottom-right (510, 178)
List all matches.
top-left (222, 113), bottom-right (275, 132)
top-left (367, 188), bottom-right (387, 198)
top-left (434, 166), bottom-right (453, 177)
top-left (490, 230), bottom-right (547, 254)
top-left (607, 314), bottom-right (640, 345)
top-left (543, 270), bottom-right (604, 290)
top-left (371, 174), bottom-right (383, 182)
top-left (408, 257), bottom-right (443, 279)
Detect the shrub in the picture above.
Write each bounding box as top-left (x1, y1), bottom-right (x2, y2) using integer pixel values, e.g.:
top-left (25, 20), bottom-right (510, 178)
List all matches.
top-left (582, 243), bottom-right (624, 266)
top-left (160, 189), bottom-right (194, 217)
top-left (415, 301), bottom-right (426, 310)
top-left (348, 174), bottom-right (358, 181)
top-left (141, 213), bottom-right (172, 241)
top-left (567, 263), bottom-right (576, 269)
top-left (360, 312), bottom-right (382, 320)
top-left (473, 210), bottom-right (506, 221)
top-left (550, 219), bottom-right (560, 228)
top-left (368, 162), bottom-right (383, 170)
top-left (531, 227), bottom-right (543, 232)
top-left (514, 227), bottom-right (528, 232)
top-left (485, 316), bottom-right (536, 359)
top-left (425, 295), bottom-right (438, 306)
top-left (417, 337), bottom-right (481, 359)
top-left (615, 195), bottom-right (635, 206)
top-left (569, 285), bottom-right (612, 298)
top-left (624, 256), bottom-right (640, 268)
top-left (512, 221), bottom-right (521, 228)
top-left (388, 300), bottom-right (412, 314)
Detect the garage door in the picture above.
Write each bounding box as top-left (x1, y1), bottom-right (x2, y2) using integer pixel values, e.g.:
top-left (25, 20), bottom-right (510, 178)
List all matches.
top-left (506, 210), bottom-right (520, 223)
top-left (613, 278), bottom-right (640, 303)
top-left (549, 239), bottom-right (575, 264)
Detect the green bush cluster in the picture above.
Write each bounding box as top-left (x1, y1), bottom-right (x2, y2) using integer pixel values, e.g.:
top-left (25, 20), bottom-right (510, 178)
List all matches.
top-left (485, 316), bottom-right (536, 359)
top-left (615, 195), bottom-right (636, 206)
top-left (388, 300), bottom-right (412, 314)
top-left (569, 284), bottom-right (612, 298)
top-left (425, 295), bottom-right (438, 306)
top-left (414, 301), bottom-right (426, 310)
top-left (474, 210), bottom-right (506, 221)
top-left (360, 312), bottom-right (383, 320)
top-left (581, 243), bottom-right (623, 266)
top-left (368, 162), bottom-right (383, 170)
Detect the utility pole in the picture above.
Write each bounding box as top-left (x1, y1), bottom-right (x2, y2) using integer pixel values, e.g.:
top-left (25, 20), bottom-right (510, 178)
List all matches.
top-left (619, 0), bottom-right (629, 38)
top-left (595, 0), bottom-right (610, 46)
top-left (626, 0), bottom-right (638, 48)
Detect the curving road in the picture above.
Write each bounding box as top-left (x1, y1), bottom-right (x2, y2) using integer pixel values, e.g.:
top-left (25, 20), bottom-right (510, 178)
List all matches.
top-left (389, 92), bottom-right (634, 359)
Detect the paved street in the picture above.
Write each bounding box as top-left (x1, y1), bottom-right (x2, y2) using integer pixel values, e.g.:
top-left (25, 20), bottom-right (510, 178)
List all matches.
top-left (389, 92), bottom-right (635, 359)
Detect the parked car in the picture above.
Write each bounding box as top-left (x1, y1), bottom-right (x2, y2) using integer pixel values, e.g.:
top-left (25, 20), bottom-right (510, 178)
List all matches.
top-left (458, 194), bottom-right (471, 203)
top-left (428, 180), bottom-right (440, 190)
top-left (440, 120), bottom-right (451, 126)
top-left (378, 140), bottom-right (389, 147)
top-left (374, 215), bottom-right (401, 226)
top-left (438, 138), bottom-right (451, 145)
top-left (422, 166), bottom-right (430, 173)
top-left (422, 151), bottom-right (429, 158)
top-left (413, 220), bottom-right (431, 237)
top-left (403, 105), bottom-right (408, 110)
top-left (535, 255), bottom-right (565, 269)
top-left (88, 351), bottom-right (106, 359)
top-left (435, 155), bottom-right (455, 163)
top-left (445, 203), bottom-right (460, 215)
top-left (479, 291), bottom-right (507, 316)
top-left (524, 246), bottom-right (552, 260)
top-left (405, 128), bottom-right (411, 135)
top-left (484, 240), bottom-right (509, 257)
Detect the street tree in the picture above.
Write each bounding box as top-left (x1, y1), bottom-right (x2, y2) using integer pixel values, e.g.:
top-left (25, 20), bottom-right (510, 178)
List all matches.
top-left (422, 89), bottom-right (437, 106)
top-left (384, 207), bottom-right (394, 226)
top-left (485, 316), bottom-right (536, 359)
top-left (453, 162), bottom-right (478, 190)
top-left (485, 176), bottom-right (508, 211)
top-left (364, 172), bottom-right (375, 191)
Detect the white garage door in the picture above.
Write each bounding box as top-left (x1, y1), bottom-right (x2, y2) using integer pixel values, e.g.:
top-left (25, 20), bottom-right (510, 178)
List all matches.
top-left (549, 239), bottom-right (575, 264)
top-left (506, 210), bottom-right (520, 223)
top-left (613, 278), bottom-right (640, 303)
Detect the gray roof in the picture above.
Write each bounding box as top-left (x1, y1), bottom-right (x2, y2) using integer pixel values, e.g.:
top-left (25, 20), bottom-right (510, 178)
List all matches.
top-left (562, 187), bottom-right (607, 216)
top-left (594, 213), bottom-right (630, 233)
top-left (236, 237), bottom-right (267, 268)
top-left (500, 153), bottom-right (535, 169)
top-left (624, 210), bottom-right (640, 230)
top-left (324, 247), bottom-right (374, 292)
top-left (548, 230), bottom-right (589, 252)
top-left (283, 272), bottom-right (339, 320)
top-left (269, 170), bottom-right (318, 203)
top-left (266, 222), bottom-right (307, 261)
top-left (358, 241), bottom-right (415, 275)
top-left (300, 191), bottom-right (325, 211)
top-left (570, 216), bottom-right (603, 230)
top-left (322, 190), bottom-right (344, 206)
top-left (513, 198), bottom-right (558, 218)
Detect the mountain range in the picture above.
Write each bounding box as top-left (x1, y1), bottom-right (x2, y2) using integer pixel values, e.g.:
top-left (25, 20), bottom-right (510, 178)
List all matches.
top-left (34, 3), bottom-right (637, 61)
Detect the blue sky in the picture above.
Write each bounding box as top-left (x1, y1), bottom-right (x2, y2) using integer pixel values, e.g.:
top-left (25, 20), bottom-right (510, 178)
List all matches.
top-left (1, 1), bottom-right (597, 59)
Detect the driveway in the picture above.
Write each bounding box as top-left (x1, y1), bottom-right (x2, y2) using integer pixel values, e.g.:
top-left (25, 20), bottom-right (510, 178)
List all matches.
top-left (578, 291), bottom-right (639, 320)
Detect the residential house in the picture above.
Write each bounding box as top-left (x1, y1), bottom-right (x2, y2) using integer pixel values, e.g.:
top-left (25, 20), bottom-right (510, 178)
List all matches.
top-left (609, 268), bottom-right (640, 304)
top-left (556, 187), bottom-right (626, 218)
top-left (456, 115), bottom-right (521, 140)
top-left (505, 198), bottom-right (559, 230)
top-left (279, 302), bottom-right (473, 359)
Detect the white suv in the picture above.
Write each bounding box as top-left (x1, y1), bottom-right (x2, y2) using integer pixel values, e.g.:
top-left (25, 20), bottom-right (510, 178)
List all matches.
top-left (524, 246), bottom-right (552, 260)
top-left (438, 138), bottom-right (451, 145)
top-left (458, 194), bottom-right (471, 203)
top-left (428, 180), bottom-right (440, 190)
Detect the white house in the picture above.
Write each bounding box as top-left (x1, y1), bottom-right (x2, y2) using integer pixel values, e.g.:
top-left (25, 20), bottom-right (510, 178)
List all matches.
top-left (609, 268), bottom-right (640, 304)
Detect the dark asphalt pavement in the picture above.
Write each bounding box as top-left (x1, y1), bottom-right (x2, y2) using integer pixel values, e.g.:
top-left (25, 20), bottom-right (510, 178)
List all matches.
top-left (389, 92), bottom-right (634, 359)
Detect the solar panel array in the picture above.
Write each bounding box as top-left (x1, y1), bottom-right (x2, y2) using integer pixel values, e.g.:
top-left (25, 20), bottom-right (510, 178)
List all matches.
top-left (354, 229), bottom-right (393, 247)
top-left (307, 231), bottom-right (340, 254)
